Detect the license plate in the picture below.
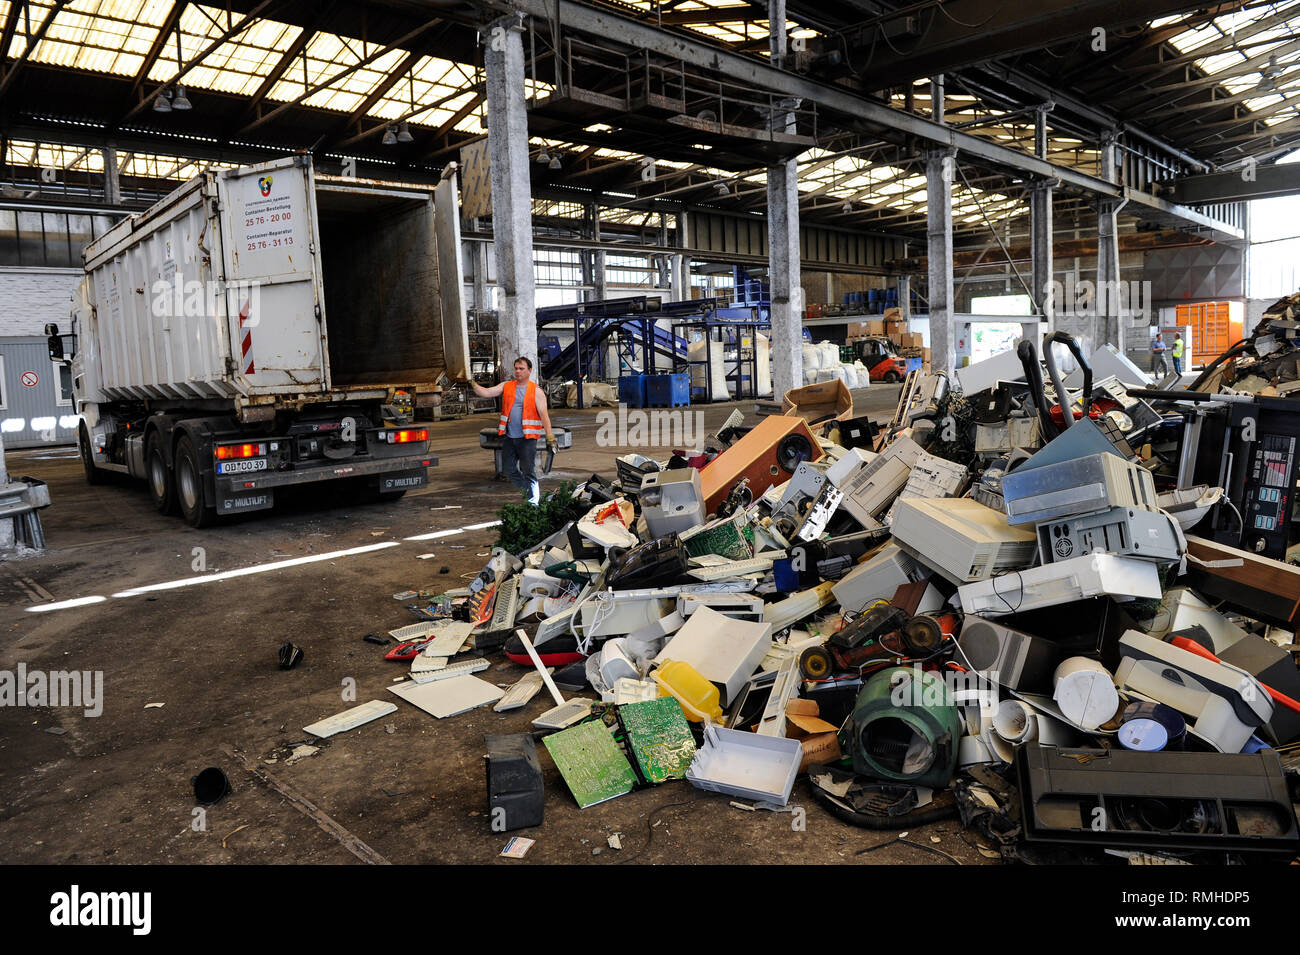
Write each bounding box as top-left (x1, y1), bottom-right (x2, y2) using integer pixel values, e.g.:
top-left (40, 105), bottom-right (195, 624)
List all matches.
top-left (217, 458), bottom-right (268, 475)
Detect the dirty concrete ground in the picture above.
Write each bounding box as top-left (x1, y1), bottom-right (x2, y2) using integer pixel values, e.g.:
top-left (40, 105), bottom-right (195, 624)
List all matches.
top-left (0, 385), bottom-right (996, 865)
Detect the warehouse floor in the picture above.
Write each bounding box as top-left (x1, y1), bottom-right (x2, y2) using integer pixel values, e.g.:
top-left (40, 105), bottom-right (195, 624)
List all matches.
top-left (0, 384), bottom-right (996, 865)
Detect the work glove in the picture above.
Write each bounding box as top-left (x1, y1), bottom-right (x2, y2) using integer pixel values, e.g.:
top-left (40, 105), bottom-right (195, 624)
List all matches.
top-left (546, 433), bottom-right (558, 452)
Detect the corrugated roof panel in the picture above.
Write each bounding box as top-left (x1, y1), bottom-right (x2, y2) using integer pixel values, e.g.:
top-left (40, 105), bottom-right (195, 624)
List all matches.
top-left (26, 0), bottom-right (169, 75)
top-left (146, 5), bottom-right (301, 96)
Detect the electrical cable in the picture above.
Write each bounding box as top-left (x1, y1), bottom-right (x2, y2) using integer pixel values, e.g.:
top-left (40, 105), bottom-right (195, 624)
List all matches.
top-left (989, 569), bottom-right (1025, 614)
top-left (936, 0), bottom-right (1007, 30)
top-left (616, 792), bottom-right (703, 864)
top-left (855, 834), bottom-right (962, 863)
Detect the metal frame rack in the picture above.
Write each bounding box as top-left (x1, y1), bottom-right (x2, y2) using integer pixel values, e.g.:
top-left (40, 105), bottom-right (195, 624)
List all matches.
top-left (536, 296), bottom-right (722, 408)
top-left (671, 312), bottom-right (772, 404)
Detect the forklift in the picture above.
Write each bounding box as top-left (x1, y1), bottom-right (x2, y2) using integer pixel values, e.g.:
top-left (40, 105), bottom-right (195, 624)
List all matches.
top-left (849, 336), bottom-right (910, 383)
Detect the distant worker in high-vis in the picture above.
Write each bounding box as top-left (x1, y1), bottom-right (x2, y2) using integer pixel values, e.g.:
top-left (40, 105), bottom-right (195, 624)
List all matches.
top-left (469, 356), bottom-right (556, 504)
top-left (1171, 333), bottom-right (1185, 376)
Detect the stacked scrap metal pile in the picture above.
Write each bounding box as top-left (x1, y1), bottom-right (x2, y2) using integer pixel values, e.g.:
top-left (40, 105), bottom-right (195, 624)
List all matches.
top-left (325, 341), bottom-right (1300, 862)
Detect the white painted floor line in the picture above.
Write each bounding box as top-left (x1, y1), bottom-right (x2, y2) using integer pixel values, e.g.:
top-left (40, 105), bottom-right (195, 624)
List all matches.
top-left (403, 528), bottom-right (465, 542)
top-left (25, 518), bottom-right (505, 612)
top-left (110, 541), bottom-right (402, 598)
top-left (25, 595), bottom-right (107, 613)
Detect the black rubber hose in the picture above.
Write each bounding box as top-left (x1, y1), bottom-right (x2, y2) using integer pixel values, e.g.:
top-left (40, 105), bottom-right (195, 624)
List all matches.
top-left (1041, 330), bottom-right (1091, 429)
top-left (809, 784), bottom-right (961, 830)
top-left (1017, 339), bottom-right (1056, 440)
top-left (1185, 338), bottom-right (1252, 392)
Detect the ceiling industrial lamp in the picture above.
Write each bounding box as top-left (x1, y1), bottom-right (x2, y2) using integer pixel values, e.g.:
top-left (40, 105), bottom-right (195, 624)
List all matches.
top-left (396, 120), bottom-right (413, 143)
top-left (171, 84), bottom-right (192, 110)
top-left (841, 199), bottom-right (852, 214)
top-left (1258, 55), bottom-right (1281, 92)
top-left (537, 147), bottom-right (552, 164)
top-left (382, 125), bottom-right (398, 145)
top-left (152, 90), bottom-right (172, 113)
top-left (548, 154), bottom-right (562, 170)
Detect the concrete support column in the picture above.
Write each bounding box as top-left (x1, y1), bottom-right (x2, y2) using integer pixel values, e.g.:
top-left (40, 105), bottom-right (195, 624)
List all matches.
top-left (767, 0), bottom-right (801, 399)
top-left (897, 274), bottom-right (911, 321)
top-left (1096, 200), bottom-right (1122, 349)
top-left (103, 145), bottom-right (121, 205)
top-left (673, 210), bottom-right (690, 301)
top-left (484, 15), bottom-right (536, 371)
top-left (926, 149), bottom-right (956, 377)
top-left (1096, 130), bottom-right (1126, 350)
top-left (472, 228), bottom-right (490, 312)
top-left (0, 427), bottom-right (10, 551)
top-left (1031, 180), bottom-right (1055, 332)
top-left (592, 212), bottom-right (607, 303)
top-left (768, 159), bottom-right (802, 399)
top-left (1031, 105), bottom-right (1056, 334)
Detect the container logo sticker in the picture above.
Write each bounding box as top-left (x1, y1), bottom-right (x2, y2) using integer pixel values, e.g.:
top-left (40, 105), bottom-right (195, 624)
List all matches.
top-left (257, 175), bottom-right (273, 197)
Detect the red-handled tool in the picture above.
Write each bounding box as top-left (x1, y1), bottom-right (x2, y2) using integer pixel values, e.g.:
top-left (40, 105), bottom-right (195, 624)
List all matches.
top-left (1169, 636), bottom-right (1300, 715)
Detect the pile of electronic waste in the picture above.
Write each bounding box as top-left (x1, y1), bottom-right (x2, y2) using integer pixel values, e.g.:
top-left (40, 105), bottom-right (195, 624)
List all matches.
top-left (1187, 292), bottom-right (1300, 399)
top-left (358, 342), bottom-right (1300, 862)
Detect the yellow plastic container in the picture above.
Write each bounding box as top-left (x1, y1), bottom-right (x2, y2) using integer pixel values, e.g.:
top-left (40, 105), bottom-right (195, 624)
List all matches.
top-left (653, 659), bottom-right (722, 724)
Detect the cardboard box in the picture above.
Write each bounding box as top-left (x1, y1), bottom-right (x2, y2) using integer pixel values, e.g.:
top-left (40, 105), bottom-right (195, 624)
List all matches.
top-left (867, 320), bottom-right (886, 337)
top-left (798, 733), bottom-right (842, 772)
top-left (905, 332), bottom-right (924, 348)
top-left (886, 320), bottom-right (905, 338)
top-left (846, 321), bottom-right (869, 340)
top-left (786, 699), bottom-right (821, 718)
top-left (784, 700), bottom-right (843, 771)
top-left (782, 379), bottom-right (854, 422)
top-left (882, 307), bottom-right (902, 322)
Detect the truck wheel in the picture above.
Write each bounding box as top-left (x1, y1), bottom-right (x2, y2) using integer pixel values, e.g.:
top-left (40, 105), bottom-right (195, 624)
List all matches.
top-left (78, 425), bottom-right (105, 485)
top-left (175, 435), bottom-right (214, 528)
top-left (146, 431), bottom-right (177, 514)
top-left (883, 371), bottom-right (901, 384)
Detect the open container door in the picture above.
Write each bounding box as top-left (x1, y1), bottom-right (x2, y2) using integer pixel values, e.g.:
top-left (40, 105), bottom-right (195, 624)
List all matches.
top-left (435, 167), bottom-right (470, 381)
top-left (217, 156), bottom-right (329, 396)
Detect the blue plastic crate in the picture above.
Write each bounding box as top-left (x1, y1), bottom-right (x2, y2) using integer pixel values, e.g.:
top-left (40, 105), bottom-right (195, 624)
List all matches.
top-left (618, 374), bottom-right (648, 408)
top-left (645, 373), bottom-right (690, 407)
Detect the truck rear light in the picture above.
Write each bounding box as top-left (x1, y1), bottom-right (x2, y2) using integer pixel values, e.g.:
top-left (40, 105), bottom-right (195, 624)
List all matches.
top-left (216, 442), bottom-right (267, 459)
top-left (378, 429), bottom-right (428, 444)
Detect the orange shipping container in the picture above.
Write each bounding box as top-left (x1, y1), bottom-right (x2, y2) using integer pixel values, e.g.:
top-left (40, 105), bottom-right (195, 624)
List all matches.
top-left (1175, 301), bottom-right (1243, 367)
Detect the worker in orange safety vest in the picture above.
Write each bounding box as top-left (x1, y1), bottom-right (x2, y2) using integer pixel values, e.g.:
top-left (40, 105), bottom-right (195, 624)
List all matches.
top-left (470, 356), bottom-right (556, 504)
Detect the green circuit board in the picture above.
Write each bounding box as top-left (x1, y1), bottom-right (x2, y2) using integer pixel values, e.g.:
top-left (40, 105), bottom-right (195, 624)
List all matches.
top-left (619, 698), bottom-right (697, 784)
top-left (543, 720), bottom-right (637, 808)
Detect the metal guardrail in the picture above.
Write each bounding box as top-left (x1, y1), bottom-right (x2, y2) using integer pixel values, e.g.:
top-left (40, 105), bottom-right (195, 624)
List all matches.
top-left (0, 477), bottom-right (51, 552)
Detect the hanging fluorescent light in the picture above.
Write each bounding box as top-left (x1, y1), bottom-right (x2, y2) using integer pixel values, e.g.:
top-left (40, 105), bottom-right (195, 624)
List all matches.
top-left (153, 91), bottom-right (172, 113)
top-left (382, 125), bottom-right (398, 146)
top-left (396, 121), bottom-right (413, 143)
top-left (171, 84), bottom-right (192, 110)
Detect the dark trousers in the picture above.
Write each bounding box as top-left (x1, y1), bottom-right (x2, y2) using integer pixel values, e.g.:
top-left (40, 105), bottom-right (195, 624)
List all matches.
top-left (501, 435), bottom-right (539, 503)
